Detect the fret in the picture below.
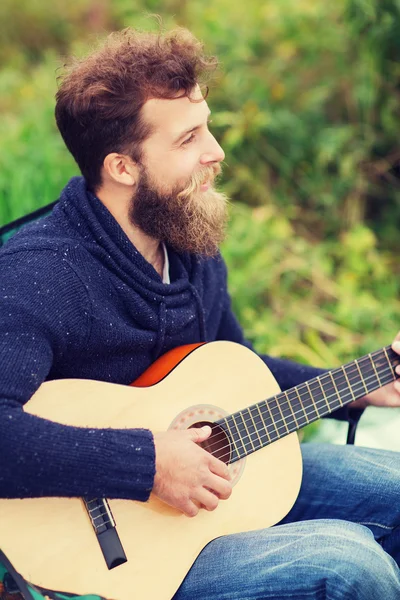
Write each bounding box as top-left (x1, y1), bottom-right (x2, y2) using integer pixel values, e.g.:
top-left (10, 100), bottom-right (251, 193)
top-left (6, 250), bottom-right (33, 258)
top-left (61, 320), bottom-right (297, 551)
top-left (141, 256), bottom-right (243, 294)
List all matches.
top-left (341, 365), bottom-right (356, 402)
top-left (369, 353), bottom-right (382, 388)
top-left (363, 353), bottom-right (380, 391)
top-left (328, 371), bottom-right (341, 407)
top-left (222, 416), bottom-right (244, 461)
top-left (260, 399), bottom-right (279, 438)
top-left (239, 409), bottom-right (260, 452)
top-left (316, 373), bottom-right (341, 412)
top-left (284, 390), bottom-right (299, 429)
top-left (255, 404), bottom-right (272, 444)
top-left (354, 359), bottom-right (368, 396)
top-left (316, 377), bottom-right (331, 411)
top-left (286, 387), bottom-right (309, 428)
top-left (383, 347), bottom-right (396, 379)
top-left (249, 404), bottom-right (269, 447)
top-left (277, 393), bottom-right (296, 430)
top-left (270, 396), bottom-right (290, 435)
top-left (246, 406), bottom-right (264, 450)
top-left (305, 380), bottom-right (322, 418)
top-left (232, 413), bottom-right (252, 455)
top-left (331, 366), bottom-right (352, 405)
top-left (264, 397), bottom-right (283, 438)
top-left (248, 405), bottom-right (263, 445)
top-left (295, 387), bottom-right (309, 423)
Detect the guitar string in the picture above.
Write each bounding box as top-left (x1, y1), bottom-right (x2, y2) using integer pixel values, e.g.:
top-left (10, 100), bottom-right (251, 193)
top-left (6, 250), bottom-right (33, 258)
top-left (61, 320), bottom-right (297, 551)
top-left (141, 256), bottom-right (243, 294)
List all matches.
top-left (206, 365), bottom-right (395, 459)
top-left (211, 347), bottom-right (398, 441)
top-left (199, 350), bottom-right (398, 457)
top-left (206, 369), bottom-right (395, 462)
top-left (202, 364), bottom-right (397, 460)
top-left (218, 372), bottom-right (395, 465)
top-left (200, 347), bottom-right (399, 456)
top-left (217, 371), bottom-right (395, 463)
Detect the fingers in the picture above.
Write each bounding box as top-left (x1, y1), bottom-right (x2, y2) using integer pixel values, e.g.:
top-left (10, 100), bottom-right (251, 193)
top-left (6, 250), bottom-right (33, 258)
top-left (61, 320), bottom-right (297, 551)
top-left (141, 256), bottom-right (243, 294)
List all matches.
top-left (182, 499), bottom-right (200, 518)
top-left (196, 488), bottom-right (220, 512)
top-left (208, 454), bottom-right (231, 481)
top-left (206, 473), bottom-right (232, 500)
top-left (187, 425), bottom-right (212, 443)
top-left (392, 339), bottom-right (400, 354)
top-left (153, 427), bottom-right (232, 517)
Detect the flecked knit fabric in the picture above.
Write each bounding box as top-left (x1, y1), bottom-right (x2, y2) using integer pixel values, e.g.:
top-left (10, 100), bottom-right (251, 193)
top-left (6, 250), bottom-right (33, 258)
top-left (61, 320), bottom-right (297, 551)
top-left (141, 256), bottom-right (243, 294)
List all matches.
top-left (0, 176), bottom-right (351, 500)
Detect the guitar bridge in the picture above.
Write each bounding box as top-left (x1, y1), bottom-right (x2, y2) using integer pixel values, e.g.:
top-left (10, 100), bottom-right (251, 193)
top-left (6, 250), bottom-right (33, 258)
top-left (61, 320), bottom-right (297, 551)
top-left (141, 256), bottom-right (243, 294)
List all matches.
top-left (84, 498), bottom-right (127, 570)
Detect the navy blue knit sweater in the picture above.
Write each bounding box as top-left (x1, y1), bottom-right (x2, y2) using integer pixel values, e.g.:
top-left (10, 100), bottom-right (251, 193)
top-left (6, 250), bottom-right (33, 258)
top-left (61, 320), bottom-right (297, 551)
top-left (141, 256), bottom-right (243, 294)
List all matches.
top-left (0, 176), bottom-right (349, 501)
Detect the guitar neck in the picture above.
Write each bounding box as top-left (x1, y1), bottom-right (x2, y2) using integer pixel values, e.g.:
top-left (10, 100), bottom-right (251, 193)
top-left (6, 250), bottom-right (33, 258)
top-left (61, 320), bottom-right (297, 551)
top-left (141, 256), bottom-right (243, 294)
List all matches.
top-left (217, 346), bottom-right (400, 463)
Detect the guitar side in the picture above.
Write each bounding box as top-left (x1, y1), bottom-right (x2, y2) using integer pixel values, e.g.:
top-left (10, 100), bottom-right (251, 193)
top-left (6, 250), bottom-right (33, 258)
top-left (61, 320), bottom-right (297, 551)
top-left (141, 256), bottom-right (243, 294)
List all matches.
top-left (0, 341), bottom-right (302, 600)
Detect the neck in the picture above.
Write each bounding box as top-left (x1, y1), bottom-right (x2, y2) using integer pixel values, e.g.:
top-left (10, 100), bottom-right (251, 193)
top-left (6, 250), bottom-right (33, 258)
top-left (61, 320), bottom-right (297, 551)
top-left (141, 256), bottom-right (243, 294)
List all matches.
top-left (215, 345), bottom-right (399, 464)
top-left (95, 184), bottom-right (163, 276)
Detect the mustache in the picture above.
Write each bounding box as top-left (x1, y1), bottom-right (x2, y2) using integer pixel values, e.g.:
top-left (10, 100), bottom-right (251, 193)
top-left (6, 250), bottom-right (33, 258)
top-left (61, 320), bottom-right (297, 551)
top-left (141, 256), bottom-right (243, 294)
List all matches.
top-left (177, 163), bottom-right (222, 201)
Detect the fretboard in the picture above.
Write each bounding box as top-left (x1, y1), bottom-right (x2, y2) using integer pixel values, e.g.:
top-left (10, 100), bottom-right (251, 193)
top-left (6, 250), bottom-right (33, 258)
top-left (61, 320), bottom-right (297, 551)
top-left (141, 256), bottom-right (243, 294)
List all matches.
top-left (216, 346), bottom-right (399, 463)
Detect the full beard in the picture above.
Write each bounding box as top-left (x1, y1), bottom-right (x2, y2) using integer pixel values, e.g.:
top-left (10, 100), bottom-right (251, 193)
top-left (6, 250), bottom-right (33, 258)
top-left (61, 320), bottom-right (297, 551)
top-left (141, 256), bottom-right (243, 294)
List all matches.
top-left (129, 164), bottom-right (229, 257)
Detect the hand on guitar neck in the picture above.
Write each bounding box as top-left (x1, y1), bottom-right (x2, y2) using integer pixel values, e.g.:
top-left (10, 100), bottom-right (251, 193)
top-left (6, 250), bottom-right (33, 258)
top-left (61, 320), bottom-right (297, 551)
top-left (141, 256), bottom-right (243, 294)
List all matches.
top-left (153, 425), bottom-right (232, 517)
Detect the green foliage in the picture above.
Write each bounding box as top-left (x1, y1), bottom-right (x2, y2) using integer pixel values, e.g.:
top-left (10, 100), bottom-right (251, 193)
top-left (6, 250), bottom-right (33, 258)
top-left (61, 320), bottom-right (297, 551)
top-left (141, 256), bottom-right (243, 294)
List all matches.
top-left (222, 202), bottom-right (399, 441)
top-left (2, 0), bottom-right (399, 245)
top-left (223, 203), bottom-right (399, 366)
top-left (0, 54), bottom-right (76, 225)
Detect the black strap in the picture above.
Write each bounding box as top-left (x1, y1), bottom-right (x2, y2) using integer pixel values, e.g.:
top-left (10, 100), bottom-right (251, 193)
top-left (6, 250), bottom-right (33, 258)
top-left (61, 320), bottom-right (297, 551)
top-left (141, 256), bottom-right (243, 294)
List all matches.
top-left (0, 549), bottom-right (35, 600)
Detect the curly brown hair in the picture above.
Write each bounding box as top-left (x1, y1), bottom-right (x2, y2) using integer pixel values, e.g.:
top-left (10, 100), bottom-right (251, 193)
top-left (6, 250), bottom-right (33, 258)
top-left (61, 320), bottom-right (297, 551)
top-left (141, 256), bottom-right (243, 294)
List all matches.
top-left (55, 27), bottom-right (218, 192)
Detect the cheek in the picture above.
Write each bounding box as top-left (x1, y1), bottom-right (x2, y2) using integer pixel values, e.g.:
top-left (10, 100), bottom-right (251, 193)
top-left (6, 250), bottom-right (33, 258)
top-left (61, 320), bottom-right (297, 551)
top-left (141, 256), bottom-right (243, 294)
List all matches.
top-left (159, 154), bottom-right (199, 188)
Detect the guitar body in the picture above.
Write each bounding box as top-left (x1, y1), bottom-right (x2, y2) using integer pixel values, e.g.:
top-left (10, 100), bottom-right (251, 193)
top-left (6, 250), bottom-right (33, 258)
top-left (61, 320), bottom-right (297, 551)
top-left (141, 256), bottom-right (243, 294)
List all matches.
top-left (0, 341), bottom-right (302, 600)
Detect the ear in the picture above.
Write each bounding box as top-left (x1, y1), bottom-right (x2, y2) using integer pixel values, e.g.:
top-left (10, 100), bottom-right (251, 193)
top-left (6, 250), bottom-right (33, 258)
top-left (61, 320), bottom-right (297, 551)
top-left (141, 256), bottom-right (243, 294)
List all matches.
top-left (102, 153), bottom-right (139, 187)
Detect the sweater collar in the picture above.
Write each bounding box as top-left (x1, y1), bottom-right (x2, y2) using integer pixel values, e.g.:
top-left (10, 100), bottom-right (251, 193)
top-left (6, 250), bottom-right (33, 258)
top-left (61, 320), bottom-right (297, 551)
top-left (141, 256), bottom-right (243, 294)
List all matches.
top-left (57, 176), bottom-right (204, 300)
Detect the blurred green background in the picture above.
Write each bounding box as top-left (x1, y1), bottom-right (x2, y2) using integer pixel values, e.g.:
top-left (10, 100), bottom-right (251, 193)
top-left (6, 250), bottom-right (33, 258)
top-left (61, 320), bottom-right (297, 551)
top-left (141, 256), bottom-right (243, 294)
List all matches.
top-left (0, 0), bottom-right (399, 441)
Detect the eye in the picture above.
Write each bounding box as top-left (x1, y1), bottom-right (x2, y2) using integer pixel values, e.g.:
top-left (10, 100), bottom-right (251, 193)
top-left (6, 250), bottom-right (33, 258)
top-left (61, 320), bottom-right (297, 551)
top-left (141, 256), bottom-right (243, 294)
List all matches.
top-left (181, 133), bottom-right (196, 146)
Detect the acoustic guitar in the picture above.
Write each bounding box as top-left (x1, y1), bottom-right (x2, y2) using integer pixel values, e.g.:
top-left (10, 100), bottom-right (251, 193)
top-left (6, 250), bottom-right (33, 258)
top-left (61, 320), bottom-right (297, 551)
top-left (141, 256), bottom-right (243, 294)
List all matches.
top-left (0, 341), bottom-right (398, 599)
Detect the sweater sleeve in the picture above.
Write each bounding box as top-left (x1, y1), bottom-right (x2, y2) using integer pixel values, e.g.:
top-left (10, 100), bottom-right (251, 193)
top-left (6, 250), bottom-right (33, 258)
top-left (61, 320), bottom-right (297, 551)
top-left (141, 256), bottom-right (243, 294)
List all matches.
top-left (215, 259), bottom-right (362, 423)
top-left (0, 249), bottom-right (155, 500)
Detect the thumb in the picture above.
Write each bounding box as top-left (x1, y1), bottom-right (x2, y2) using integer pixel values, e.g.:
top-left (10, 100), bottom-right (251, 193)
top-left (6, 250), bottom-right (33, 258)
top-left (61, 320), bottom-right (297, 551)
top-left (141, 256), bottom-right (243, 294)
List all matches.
top-left (187, 425), bottom-right (212, 443)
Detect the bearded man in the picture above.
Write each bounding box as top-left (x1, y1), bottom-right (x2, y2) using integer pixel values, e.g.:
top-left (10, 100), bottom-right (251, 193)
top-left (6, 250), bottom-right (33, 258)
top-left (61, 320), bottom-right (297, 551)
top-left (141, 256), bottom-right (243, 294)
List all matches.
top-left (0, 27), bottom-right (399, 600)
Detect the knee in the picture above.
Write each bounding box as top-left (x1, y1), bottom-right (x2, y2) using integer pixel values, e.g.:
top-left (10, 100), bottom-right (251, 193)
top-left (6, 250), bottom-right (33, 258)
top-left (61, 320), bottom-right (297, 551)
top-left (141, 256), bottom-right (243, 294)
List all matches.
top-left (313, 521), bottom-right (399, 599)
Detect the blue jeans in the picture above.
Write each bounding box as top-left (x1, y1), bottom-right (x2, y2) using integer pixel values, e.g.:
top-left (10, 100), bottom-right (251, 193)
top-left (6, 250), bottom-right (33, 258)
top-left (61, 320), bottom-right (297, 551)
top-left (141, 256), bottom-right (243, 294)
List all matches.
top-left (173, 444), bottom-right (400, 599)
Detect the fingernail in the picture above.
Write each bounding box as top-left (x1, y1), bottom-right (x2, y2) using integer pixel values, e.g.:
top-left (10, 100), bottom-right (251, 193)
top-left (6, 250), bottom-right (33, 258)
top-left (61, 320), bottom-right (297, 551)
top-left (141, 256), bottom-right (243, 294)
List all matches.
top-left (393, 341), bottom-right (400, 352)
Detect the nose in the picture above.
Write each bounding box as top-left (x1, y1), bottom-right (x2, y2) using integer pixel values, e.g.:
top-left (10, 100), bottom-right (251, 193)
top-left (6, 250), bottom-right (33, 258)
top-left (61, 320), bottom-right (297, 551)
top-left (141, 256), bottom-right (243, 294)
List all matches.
top-left (200, 133), bottom-right (225, 165)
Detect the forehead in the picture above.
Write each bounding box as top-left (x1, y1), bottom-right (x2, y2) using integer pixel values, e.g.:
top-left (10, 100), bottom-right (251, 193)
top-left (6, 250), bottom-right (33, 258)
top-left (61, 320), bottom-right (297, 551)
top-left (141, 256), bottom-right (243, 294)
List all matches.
top-left (141, 86), bottom-right (209, 141)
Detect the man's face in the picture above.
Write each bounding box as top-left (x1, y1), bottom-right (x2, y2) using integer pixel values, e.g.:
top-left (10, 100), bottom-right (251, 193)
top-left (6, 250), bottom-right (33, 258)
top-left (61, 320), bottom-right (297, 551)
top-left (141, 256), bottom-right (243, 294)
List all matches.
top-left (129, 86), bottom-right (228, 257)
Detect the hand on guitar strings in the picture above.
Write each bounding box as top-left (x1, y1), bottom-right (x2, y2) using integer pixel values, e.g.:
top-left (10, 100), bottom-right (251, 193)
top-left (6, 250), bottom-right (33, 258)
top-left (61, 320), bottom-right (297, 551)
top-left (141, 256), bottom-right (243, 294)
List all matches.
top-left (351, 331), bottom-right (400, 410)
top-left (152, 426), bottom-right (232, 517)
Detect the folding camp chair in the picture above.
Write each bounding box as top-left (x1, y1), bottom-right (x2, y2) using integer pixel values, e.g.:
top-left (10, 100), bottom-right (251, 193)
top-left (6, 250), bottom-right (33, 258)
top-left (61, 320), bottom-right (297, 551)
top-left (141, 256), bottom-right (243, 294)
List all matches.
top-left (0, 201), bottom-right (57, 248)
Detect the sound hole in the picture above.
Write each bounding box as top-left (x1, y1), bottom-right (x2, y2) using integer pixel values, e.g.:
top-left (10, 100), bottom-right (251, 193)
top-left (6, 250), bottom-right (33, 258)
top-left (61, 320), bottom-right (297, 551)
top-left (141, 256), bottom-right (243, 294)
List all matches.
top-left (190, 421), bottom-right (231, 465)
